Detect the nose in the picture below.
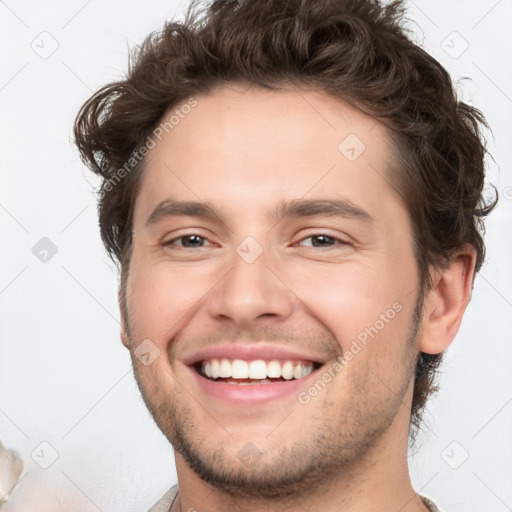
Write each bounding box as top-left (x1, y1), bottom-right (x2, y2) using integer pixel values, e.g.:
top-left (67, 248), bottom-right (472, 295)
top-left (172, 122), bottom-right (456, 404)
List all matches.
top-left (206, 244), bottom-right (294, 329)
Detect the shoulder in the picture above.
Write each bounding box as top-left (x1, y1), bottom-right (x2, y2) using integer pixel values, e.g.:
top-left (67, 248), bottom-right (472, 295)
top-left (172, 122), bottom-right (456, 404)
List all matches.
top-left (147, 484), bottom-right (179, 512)
top-left (420, 495), bottom-right (442, 512)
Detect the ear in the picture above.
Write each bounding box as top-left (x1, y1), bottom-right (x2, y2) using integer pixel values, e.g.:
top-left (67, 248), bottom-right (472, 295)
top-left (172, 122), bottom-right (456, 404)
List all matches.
top-left (419, 246), bottom-right (477, 355)
top-left (118, 288), bottom-right (131, 350)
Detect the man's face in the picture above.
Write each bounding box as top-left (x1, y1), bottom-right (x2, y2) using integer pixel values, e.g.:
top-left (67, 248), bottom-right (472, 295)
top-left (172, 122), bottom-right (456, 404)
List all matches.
top-left (122, 84), bottom-right (422, 498)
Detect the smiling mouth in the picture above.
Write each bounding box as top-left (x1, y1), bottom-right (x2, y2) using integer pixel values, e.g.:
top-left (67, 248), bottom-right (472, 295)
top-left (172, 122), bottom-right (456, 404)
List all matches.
top-left (193, 358), bottom-right (321, 385)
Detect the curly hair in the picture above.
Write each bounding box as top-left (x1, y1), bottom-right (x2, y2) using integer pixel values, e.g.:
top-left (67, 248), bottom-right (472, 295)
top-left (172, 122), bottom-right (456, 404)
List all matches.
top-left (73, 0), bottom-right (497, 435)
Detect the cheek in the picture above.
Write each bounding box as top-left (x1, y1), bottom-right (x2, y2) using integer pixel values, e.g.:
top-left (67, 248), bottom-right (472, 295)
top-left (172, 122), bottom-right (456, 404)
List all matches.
top-left (295, 265), bottom-right (416, 402)
top-left (126, 257), bottom-right (219, 345)
top-left (282, 261), bottom-right (405, 343)
top-left (279, 255), bottom-right (419, 385)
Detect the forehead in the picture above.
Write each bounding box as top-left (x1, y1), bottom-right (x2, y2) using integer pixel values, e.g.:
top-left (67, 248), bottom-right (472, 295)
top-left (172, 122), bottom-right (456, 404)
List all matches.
top-left (133, 84), bottom-right (399, 227)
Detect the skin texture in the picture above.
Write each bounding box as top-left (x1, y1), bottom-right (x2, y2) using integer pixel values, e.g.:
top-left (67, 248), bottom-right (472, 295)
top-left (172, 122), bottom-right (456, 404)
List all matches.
top-left (119, 84), bottom-right (476, 512)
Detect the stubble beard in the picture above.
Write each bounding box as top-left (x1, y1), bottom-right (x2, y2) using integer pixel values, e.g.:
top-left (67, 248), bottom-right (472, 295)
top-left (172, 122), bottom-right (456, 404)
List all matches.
top-left (126, 294), bottom-right (423, 500)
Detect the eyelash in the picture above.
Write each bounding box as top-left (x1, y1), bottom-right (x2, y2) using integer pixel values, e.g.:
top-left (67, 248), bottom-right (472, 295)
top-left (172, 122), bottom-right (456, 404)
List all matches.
top-left (164, 233), bottom-right (349, 249)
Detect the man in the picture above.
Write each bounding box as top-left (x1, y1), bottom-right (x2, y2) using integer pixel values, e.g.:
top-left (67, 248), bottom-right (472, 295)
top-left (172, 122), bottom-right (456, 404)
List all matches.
top-left (73, 0), bottom-right (496, 510)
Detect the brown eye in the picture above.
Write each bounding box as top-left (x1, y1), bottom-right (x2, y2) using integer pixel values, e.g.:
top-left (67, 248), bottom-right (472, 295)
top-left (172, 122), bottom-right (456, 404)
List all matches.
top-left (299, 234), bottom-right (346, 248)
top-left (165, 234), bottom-right (211, 248)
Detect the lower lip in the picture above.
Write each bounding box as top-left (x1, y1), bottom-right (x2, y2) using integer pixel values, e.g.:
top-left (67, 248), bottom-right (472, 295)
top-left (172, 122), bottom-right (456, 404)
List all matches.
top-left (186, 365), bottom-right (320, 406)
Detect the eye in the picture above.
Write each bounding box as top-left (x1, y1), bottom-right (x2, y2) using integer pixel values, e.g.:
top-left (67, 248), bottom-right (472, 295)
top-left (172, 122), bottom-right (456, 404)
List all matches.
top-left (298, 234), bottom-right (348, 248)
top-left (164, 233), bottom-right (214, 249)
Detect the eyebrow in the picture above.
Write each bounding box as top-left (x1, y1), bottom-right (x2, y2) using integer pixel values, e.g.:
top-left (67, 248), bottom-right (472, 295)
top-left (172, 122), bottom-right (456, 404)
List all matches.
top-left (273, 198), bottom-right (373, 223)
top-left (145, 197), bottom-right (374, 227)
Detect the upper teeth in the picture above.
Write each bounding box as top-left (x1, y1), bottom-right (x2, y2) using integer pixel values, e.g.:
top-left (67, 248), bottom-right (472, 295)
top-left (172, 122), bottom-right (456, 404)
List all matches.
top-left (201, 359), bottom-right (314, 380)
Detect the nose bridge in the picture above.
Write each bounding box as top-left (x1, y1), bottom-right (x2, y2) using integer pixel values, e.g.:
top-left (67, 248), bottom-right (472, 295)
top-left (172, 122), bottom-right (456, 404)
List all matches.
top-left (207, 237), bottom-right (294, 326)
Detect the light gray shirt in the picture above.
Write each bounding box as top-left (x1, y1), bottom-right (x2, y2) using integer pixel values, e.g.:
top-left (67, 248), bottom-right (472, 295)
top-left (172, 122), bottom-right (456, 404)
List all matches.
top-left (147, 484), bottom-right (442, 511)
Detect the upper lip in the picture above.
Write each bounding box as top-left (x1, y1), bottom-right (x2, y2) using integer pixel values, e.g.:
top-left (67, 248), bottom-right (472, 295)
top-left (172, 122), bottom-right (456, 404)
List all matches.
top-left (182, 344), bottom-right (328, 366)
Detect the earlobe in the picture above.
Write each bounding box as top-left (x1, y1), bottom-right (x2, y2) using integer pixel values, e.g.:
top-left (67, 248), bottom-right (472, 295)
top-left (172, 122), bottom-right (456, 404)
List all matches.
top-left (120, 323), bottom-right (131, 350)
top-left (419, 247), bottom-right (476, 355)
top-left (118, 289), bottom-right (131, 351)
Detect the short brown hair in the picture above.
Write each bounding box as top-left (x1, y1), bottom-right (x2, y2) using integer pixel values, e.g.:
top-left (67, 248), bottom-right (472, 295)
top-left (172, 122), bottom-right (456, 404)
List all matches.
top-left (73, 0), bottom-right (497, 434)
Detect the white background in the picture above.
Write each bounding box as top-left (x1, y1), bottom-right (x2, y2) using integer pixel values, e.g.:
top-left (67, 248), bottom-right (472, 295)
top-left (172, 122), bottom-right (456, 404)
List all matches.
top-left (1, 1), bottom-right (511, 511)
